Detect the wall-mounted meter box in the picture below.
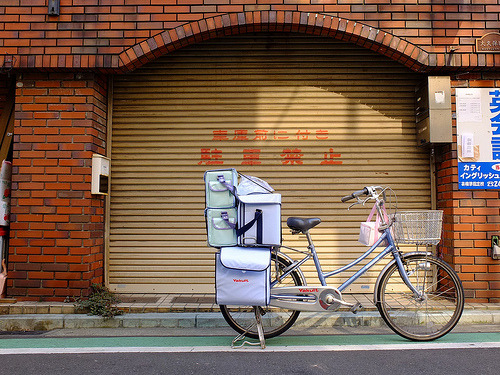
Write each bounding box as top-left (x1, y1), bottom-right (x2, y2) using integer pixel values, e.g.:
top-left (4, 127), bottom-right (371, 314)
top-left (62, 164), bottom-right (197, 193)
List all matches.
top-left (91, 154), bottom-right (110, 195)
top-left (415, 76), bottom-right (452, 146)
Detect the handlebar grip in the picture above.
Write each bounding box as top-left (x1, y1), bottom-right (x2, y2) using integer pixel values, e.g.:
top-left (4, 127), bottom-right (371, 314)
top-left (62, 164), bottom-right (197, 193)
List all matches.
top-left (341, 188), bottom-right (369, 202)
top-left (340, 195), bottom-right (353, 203)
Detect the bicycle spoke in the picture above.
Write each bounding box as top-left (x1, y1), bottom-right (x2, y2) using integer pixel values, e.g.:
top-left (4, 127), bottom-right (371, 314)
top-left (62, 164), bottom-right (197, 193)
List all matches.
top-left (220, 254), bottom-right (304, 339)
top-left (376, 254), bottom-right (464, 341)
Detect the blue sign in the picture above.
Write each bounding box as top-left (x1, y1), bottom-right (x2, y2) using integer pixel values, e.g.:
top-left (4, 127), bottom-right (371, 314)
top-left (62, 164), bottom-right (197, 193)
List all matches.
top-left (459, 162), bottom-right (500, 189)
top-left (457, 88), bottom-right (500, 190)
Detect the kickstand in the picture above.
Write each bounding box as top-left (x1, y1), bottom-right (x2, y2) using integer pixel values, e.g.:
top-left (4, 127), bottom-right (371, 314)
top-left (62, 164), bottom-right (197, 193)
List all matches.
top-left (231, 306), bottom-right (266, 349)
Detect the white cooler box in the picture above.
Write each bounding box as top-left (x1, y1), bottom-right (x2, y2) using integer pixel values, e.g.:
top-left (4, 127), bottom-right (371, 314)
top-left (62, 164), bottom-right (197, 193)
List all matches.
top-left (238, 193), bottom-right (281, 246)
top-left (215, 246), bottom-right (271, 306)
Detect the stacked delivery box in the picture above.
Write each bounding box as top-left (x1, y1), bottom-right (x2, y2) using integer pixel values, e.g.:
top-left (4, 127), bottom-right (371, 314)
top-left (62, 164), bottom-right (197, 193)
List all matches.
top-left (204, 169), bottom-right (281, 306)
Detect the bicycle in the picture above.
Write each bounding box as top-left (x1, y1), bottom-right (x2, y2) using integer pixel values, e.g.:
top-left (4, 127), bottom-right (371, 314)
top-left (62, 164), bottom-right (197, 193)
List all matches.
top-left (219, 186), bottom-right (465, 342)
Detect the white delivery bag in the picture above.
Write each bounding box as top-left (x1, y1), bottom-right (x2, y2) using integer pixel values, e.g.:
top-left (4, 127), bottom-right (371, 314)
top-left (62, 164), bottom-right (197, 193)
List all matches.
top-left (215, 246), bottom-right (271, 306)
top-left (237, 175), bottom-right (274, 195)
top-left (238, 193), bottom-right (281, 246)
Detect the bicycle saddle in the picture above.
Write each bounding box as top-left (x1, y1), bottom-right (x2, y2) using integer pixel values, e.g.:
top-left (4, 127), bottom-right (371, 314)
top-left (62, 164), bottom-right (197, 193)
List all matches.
top-left (286, 217), bottom-right (321, 233)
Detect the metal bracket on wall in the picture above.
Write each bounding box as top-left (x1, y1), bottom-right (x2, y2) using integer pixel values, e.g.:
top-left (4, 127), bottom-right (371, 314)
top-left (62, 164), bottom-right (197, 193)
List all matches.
top-left (48, 0), bottom-right (60, 16)
top-left (491, 236), bottom-right (500, 260)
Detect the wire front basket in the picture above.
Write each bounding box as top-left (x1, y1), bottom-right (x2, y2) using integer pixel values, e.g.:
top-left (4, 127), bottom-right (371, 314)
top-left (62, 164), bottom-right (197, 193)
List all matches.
top-left (392, 210), bottom-right (443, 245)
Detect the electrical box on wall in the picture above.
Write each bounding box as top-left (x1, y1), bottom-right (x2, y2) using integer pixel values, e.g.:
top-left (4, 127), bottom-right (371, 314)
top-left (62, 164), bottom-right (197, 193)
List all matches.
top-left (91, 154), bottom-right (110, 195)
top-left (415, 76), bottom-right (452, 146)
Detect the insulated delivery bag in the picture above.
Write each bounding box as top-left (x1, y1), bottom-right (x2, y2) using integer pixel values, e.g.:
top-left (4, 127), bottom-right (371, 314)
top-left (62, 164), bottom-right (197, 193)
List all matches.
top-left (215, 246), bottom-right (271, 306)
top-left (204, 168), bottom-right (238, 209)
top-left (204, 169), bottom-right (282, 248)
top-left (238, 193), bottom-right (281, 246)
top-left (236, 174), bottom-right (281, 246)
top-left (204, 170), bottom-right (277, 307)
top-left (204, 169), bottom-right (238, 248)
top-left (205, 208), bottom-right (238, 248)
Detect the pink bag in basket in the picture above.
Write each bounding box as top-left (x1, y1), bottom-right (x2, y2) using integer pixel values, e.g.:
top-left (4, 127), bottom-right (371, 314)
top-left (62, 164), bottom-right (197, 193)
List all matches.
top-left (358, 204), bottom-right (389, 246)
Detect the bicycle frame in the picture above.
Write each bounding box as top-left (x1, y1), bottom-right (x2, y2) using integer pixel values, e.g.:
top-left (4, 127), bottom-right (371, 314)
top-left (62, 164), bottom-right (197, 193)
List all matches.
top-left (219, 185), bottom-right (463, 343)
top-left (270, 225), bottom-right (422, 308)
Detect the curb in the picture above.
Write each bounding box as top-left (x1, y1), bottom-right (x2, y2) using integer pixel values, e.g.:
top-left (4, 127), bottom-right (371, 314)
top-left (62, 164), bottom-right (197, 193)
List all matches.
top-left (1, 310), bottom-right (499, 332)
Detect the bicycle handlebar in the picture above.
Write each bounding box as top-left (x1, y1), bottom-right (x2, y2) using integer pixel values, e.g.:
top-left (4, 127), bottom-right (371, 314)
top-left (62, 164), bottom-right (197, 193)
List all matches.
top-left (341, 187), bottom-right (369, 203)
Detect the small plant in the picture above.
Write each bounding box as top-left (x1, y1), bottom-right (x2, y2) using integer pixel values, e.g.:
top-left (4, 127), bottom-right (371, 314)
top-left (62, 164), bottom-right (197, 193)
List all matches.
top-left (74, 283), bottom-right (123, 319)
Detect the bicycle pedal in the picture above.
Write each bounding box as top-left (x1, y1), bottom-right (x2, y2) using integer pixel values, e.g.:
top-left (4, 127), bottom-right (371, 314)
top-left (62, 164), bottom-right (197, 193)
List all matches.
top-left (350, 303), bottom-right (363, 314)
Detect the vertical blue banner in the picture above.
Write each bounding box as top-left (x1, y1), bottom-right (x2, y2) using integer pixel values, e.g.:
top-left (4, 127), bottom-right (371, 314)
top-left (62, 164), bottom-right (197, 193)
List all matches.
top-left (457, 88), bottom-right (500, 190)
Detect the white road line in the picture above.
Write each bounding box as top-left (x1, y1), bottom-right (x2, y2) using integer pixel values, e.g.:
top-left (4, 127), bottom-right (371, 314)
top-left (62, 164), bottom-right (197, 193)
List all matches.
top-left (1, 342), bottom-right (500, 355)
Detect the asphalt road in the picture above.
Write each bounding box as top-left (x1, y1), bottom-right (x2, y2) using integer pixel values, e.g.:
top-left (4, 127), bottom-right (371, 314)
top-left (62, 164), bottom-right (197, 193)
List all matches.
top-left (0, 325), bottom-right (499, 375)
top-left (0, 347), bottom-right (499, 375)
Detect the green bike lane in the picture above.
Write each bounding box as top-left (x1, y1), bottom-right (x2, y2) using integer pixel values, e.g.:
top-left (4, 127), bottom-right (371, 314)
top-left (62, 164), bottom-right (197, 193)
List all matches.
top-left (1, 332), bottom-right (500, 354)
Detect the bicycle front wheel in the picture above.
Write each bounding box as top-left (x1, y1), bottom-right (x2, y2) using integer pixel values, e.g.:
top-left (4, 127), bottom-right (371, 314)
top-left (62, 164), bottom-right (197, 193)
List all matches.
top-left (219, 253), bottom-right (304, 339)
top-left (376, 253), bottom-right (464, 341)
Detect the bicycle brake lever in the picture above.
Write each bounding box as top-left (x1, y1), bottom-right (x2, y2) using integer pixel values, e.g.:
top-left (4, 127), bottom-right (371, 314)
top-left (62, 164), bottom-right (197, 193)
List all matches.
top-left (348, 195), bottom-right (370, 210)
top-left (347, 202), bottom-right (357, 210)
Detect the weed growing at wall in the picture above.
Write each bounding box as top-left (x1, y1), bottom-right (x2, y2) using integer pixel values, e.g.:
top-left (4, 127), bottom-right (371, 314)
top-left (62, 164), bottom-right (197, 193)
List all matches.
top-left (74, 284), bottom-right (123, 319)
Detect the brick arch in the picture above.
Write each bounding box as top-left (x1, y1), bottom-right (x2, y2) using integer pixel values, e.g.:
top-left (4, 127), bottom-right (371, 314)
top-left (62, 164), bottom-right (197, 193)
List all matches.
top-left (118, 11), bottom-right (431, 73)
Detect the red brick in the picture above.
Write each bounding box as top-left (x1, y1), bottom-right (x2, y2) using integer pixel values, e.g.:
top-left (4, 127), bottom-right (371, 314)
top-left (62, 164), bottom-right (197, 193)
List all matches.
top-left (462, 281), bottom-right (489, 290)
top-left (461, 265), bottom-right (489, 273)
top-left (28, 272), bottom-right (54, 279)
top-left (489, 264), bottom-right (500, 273)
top-left (460, 248), bottom-right (488, 257)
top-left (43, 280), bottom-right (68, 288)
top-left (476, 290), bottom-right (500, 298)
top-left (27, 288), bottom-right (54, 296)
top-left (55, 272), bottom-right (82, 280)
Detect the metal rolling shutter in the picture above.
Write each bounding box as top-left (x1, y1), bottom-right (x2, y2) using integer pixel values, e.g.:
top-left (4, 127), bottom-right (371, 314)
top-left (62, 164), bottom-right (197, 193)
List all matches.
top-left (109, 33), bottom-right (430, 294)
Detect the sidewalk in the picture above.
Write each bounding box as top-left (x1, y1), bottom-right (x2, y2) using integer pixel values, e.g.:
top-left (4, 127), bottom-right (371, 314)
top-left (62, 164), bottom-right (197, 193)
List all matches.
top-left (1, 293), bottom-right (499, 332)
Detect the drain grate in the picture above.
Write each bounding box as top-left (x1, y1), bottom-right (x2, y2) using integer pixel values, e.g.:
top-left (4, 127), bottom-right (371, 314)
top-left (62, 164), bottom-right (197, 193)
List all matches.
top-left (118, 296), bottom-right (161, 304)
top-left (172, 296), bottom-right (215, 304)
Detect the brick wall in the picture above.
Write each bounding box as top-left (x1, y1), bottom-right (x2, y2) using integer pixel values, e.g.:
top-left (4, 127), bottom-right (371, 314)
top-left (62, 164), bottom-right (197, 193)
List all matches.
top-left (436, 76), bottom-right (500, 303)
top-left (8, 72), bottom-right (107, 300)
top-left (1, 2), bottom-right (500, 300)
top-left (1, 1), bottom-right (500, 70)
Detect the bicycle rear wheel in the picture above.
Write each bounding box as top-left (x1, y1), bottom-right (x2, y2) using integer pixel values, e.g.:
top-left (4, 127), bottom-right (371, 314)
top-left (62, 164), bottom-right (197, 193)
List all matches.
top-left (219, 253), bottom-right (304, 339)
top-left (376, 253), bottom-right (464, 341)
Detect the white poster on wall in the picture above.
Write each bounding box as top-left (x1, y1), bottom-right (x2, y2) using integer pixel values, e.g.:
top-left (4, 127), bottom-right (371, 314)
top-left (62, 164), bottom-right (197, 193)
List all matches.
top-left (457, 88), bottom-right (500, 189)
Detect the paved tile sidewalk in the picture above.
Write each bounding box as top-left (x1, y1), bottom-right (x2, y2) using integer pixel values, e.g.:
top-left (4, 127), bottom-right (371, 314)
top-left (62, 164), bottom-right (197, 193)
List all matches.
top-left (1, 293), bottom-right (500, 315)
top-left (1, 294), bottom-right (499, 332)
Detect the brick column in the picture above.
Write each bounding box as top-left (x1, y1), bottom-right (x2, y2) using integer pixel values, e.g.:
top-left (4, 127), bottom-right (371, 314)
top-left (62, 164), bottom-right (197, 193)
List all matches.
top-left (435, 79), bottom-right (500, 303)
top-left (8, 72), bottom-right (107, 301)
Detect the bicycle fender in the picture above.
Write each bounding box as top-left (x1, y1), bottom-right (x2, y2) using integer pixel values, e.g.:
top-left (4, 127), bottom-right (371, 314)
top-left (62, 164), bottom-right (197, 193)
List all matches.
top-left (274, 251), bottom-right (307, 286)
top-left (373, 251), bottom-right (433, 305)
top-left (274, 251), bottom-right (295, 265)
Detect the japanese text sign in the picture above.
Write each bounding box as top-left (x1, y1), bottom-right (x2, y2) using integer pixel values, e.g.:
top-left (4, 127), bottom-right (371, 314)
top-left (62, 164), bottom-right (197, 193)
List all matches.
top-left (457, 88), bottom-right (500, 189)
top-left (198, 128), bottom-right (342, 167)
